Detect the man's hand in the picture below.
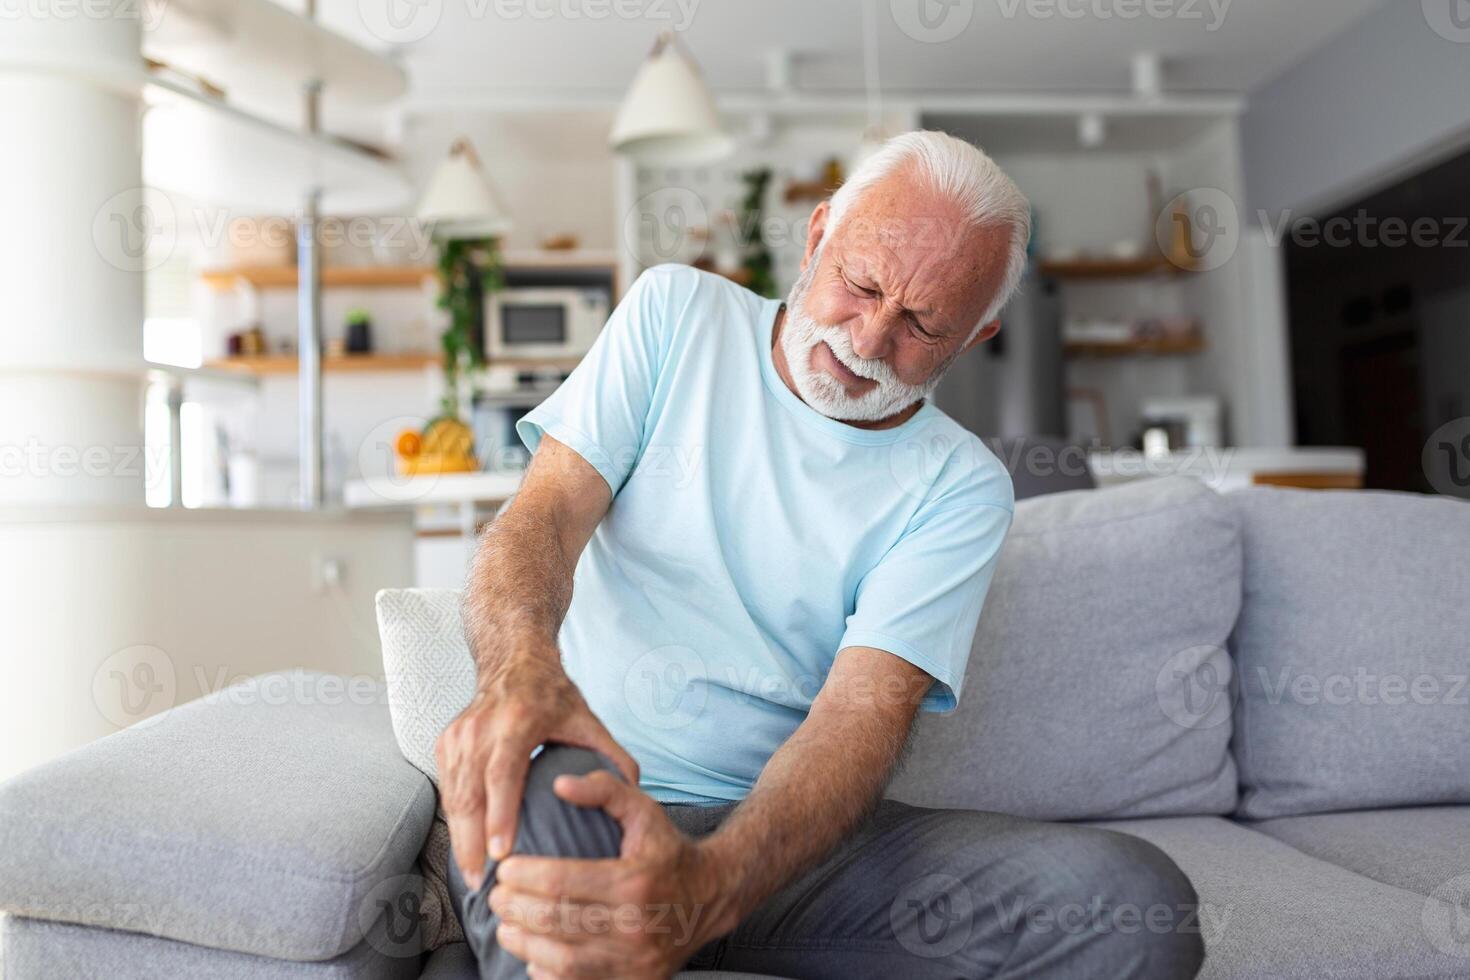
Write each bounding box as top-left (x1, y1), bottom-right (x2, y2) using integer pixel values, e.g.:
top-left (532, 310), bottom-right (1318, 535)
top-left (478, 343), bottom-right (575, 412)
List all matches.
top-left (443, 434), bottom-right (627, 890)
top-left (488, 771), bottom-right (737, 980)
top-left (436, 658), bottom-right (639, 890)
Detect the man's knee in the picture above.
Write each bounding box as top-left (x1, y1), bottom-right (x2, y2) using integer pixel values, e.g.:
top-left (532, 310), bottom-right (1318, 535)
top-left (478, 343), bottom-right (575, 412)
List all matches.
top-left (1043, 829), bottom-right (1205, 975)
top-left (514, 744), bottom-right (623, 860)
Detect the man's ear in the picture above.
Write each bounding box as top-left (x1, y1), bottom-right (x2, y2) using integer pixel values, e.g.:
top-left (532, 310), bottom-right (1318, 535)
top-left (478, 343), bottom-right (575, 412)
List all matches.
top-left (800, 201), bottom-right (830, 273)
top-left (962, 319), bottom-right (1001, 353)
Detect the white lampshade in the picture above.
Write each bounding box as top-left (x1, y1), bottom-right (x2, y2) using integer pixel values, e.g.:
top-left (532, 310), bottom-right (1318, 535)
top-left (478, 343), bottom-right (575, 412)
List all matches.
top-left (417, 139), bottom-right (512, 239)
top-left (610, 33), bottom-right (733, 165)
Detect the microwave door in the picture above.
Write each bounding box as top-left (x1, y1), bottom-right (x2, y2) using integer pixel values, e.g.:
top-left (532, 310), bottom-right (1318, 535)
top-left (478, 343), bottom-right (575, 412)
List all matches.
top-left (500, 303), bottom-right (567, 358)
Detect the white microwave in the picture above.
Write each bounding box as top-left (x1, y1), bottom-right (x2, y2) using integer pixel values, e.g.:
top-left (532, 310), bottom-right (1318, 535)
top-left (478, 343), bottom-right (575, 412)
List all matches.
top-left (485, 287), bottom-right (609, 361)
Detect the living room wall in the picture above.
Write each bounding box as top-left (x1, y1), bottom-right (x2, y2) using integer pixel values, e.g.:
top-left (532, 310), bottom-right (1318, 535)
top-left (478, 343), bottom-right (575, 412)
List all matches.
top-left (1241, 1), bottom-right (1470, 218)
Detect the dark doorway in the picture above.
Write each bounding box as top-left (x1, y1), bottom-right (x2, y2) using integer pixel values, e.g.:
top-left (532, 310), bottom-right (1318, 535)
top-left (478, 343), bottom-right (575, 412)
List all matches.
top-left (1284, 147), bottom-right (1470, 494)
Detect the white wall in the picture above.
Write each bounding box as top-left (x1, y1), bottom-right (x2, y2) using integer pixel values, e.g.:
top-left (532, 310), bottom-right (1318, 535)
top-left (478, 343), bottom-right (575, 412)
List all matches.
top-left (0, 507), bottom-right (414, 782)
top-left (1241, 1), bottom-right (1470, 217)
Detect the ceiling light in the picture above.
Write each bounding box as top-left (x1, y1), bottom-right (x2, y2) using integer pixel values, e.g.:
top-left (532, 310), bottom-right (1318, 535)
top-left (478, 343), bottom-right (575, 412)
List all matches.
top-left (417, 138), bottom-right (512, 240)
top-left (610, 31), bottom-right (733, 165)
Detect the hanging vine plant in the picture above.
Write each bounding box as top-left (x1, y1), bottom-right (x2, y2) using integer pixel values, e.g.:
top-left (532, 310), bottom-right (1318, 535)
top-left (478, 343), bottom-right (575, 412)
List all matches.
top-left (738, 168), bottom-right (778, 299)
top-left (434, 236), bottom-right (504, 421)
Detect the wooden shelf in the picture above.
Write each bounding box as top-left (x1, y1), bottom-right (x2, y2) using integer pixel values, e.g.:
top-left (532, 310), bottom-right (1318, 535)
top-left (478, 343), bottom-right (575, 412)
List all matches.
top-left (783, 180), bottom-right (841, 204)
top-left (201, 265), bottom-right (436, 292)
top-left (204, 353), bottom-right (441, 375)
top-left (1064, 335), bottom-right (1207, 359)
top-left (1039, 256), bottom-right (1188, 280)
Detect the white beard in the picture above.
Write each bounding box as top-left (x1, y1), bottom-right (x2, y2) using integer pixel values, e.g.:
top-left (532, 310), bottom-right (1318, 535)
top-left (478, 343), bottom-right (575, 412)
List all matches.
top-left (778, 257), bottom-right (947, 423)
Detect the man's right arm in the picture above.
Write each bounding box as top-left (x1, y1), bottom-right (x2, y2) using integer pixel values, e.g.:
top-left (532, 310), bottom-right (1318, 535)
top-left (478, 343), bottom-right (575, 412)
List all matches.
top-left (435, 435), bottom-right (638, 890)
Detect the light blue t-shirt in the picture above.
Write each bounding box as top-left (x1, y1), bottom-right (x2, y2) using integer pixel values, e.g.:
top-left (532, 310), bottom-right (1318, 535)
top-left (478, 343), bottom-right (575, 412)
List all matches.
top-left (518, 265), bottom-right (1013, 804)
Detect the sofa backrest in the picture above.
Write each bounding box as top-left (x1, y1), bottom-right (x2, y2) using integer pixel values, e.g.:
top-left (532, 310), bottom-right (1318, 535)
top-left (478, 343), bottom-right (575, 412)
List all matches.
top-left (887, 476), bottom-right (1243, 820)
top-left (1227, 487), bottom-right (1470, 819)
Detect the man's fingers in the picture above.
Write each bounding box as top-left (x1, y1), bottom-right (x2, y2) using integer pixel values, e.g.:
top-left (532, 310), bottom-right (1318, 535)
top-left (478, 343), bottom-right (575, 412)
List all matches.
top-left (496, 923), bottom-right (619, 978)
top-left (552, 771), bottom-right (646, 826)
top-left (496, 856), bottom-right (625, 901)
top-left (446, 808), bottom-right (488, 892)
top-left (490, 886), bottom-right (604, 942)
top-left (484, 741), bottom-right (534, 863)
top-left (438, 738), bottom-right (489, 890)
top-left (560, 714), bottom-right (640, 787)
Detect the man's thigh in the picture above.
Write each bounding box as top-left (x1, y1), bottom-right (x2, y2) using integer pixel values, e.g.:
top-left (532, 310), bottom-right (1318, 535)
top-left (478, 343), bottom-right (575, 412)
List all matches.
top-left (704, 801), bottom-right (1205, 980)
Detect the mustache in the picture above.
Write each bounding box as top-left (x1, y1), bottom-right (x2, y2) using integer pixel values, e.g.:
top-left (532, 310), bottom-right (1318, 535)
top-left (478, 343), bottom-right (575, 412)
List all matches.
top-left (796, 317), bottom-right (898, 384)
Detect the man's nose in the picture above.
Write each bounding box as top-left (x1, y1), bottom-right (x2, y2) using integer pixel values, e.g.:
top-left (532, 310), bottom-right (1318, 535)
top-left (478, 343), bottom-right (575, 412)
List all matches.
top-left (848, 311), bottom-right (898, 362)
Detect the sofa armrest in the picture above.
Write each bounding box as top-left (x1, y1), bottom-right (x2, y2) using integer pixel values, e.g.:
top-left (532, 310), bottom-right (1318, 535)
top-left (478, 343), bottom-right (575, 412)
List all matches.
top-left (0, 671), bottom-right (436, 962)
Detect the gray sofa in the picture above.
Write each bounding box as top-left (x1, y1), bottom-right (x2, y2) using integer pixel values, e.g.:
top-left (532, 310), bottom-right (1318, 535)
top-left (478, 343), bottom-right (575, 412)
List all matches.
top-left (3, 477), bottom-right (1469, 979)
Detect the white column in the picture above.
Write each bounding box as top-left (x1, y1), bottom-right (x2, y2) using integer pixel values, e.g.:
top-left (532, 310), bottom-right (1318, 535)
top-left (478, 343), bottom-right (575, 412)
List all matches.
top-left (0, 6), bottom-right (146, 505)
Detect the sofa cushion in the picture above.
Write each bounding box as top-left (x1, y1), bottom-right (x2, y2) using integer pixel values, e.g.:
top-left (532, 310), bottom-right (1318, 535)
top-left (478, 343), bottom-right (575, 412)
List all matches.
top-left (0, 671), bottom-right (436, 962)
top-left (1094, 815), bottom-right (1470, 977)
top-left (375, 588), bottom-right (477, 785)
top-left (1228, 488), bottom-right (1470, 819)
top-left (0, 915), bottom-right (421, 980)
top-left (887, 477), bottom-right (1241, 820)
top-left (1248, 807), bottom-right (1470, 898)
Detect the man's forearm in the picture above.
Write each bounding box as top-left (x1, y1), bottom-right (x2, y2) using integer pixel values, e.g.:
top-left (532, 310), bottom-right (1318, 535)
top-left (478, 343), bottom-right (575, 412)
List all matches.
top-left (462, 504), bottom-right (574, 681)
top-left (692, 656), bottom-right (924, 938)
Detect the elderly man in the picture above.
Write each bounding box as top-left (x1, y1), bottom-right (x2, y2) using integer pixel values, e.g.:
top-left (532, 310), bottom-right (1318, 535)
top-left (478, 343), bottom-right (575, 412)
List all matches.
top-left (436, 131), bottom-right (1204, 980)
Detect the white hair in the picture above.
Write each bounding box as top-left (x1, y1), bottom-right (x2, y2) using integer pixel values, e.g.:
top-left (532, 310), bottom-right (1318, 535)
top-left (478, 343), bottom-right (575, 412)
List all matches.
top-left (824, 130), bottom-right (1032, 336)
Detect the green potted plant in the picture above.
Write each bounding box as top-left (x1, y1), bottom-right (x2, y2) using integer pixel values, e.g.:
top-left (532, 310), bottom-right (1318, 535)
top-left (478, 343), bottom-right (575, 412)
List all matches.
top-left (434, 236), bottom-right (504, 421)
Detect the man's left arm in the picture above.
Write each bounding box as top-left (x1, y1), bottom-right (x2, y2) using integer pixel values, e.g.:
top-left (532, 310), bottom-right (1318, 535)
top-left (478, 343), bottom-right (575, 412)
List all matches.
top-left (489, 645), bottom-right (931, 977)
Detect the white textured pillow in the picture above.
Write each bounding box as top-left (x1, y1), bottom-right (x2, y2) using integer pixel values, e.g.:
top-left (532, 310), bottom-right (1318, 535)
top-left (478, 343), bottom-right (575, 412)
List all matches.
top-left (375, 588), bottom-right (475, 784)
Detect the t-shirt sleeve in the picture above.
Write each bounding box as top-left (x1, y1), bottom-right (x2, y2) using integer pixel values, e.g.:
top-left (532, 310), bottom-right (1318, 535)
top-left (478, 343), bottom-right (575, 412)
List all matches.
top-left (515, 268), bottom-right (670, 495)
top-left (839, 499), bottom-right (1012, 713)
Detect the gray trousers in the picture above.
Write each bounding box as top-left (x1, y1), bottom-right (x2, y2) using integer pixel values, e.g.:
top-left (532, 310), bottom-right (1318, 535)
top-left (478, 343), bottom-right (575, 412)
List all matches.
top-left (447, 746), bottom-right (1205, 979)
